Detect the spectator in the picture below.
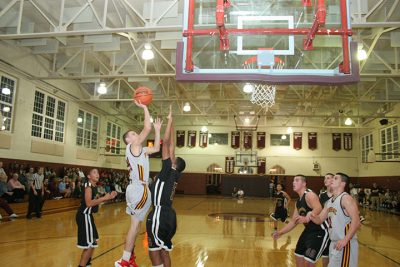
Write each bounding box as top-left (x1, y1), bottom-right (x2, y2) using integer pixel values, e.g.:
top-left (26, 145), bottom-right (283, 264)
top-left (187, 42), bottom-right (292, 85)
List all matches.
top-left (358, 188), bottom-right (366, 205)
top-left (269, 179), bottom-right (275, 198)
top-left (0, 173), bottom-right (18, 220)
top-left (370, 182), bottom-right (380, 210)
top-left (0, 161), bottom-right (6, 176)
top-left (48, 176), bottom-right (62, 199)
top-left (73, 179), bottom-right (82, 198)
top-left (8, 173), bottom-right (25, 202)
top-left (25, 167), bottom-right (35, 194)
top-left (58, 176), bottom-right (71, 198)
top-left (18, 168), bottom-right (29, 192)
top-left (0, 173), bottom-right (14, 203)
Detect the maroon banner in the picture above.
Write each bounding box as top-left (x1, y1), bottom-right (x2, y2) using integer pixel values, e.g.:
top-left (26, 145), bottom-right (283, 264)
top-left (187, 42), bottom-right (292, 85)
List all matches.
top-left (187, 130), bottom-right (196, 148)
top-left (308, 132), bottom-right (317, 150)
top-left (257, 157), bottom-right (266, 175)
top-left (243, 131), bottom-right (253, 150)
top-left (344, 133), bottom-right (353, 151)
top-left (293, 132), bottom-right (302, 150)
top-left (231, 131), bottom-right (240, 149)
top-left (199, 131), bottom-right (208, 148)
top-left (332, 133), bottom-right (341, 151)
top-left (257, 132), bottom-right (266, 149)
top-left (225, 156), bottom-right (234, 174)
top-left (176, 130), bottom-right (185, 148)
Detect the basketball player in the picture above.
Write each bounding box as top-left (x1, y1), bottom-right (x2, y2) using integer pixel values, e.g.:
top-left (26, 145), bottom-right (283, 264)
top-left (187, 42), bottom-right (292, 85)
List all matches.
top-left (270, 183), bottom-right (291, 231)
top-left (115, 100), bottom-right (162, 267)
top-left (319, 173), bottom-right (334, 267)
top-left (146, 105), bottom-right (186, 267)
top-left (272, 175), bottom-right (329, 267)
top-left (76, 168), bottom-right (117, 267)
top-left (310, 173), bottom-right (361, 267)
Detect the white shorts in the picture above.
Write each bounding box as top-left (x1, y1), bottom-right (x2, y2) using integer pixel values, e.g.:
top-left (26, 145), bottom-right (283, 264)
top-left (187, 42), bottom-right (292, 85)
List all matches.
top-left (328, 239), bottom-right (358, 267)
top-left (125, 182), bottom-right (151, 221)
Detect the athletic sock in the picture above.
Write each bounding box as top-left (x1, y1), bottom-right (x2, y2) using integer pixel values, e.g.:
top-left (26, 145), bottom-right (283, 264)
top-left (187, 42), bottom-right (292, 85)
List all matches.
top-left (152, 264), bottom-right (164, 267)
top-left (122, 250), bottom-right (131, 261)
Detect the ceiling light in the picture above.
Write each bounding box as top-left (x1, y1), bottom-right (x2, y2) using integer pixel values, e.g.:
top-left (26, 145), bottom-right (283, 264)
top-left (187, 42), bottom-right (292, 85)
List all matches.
top-left (244, 117), bottom-right (250, 124)
top-left (97, 82), bottom-right (107, 95)
top-left (201, 126), bottom-right (208, 132)
top-left (287, 127), bottom-right (293, 134)
top-left (281, 134), bottom-right (287, 140)
top-left (183, 102), bottom-right (191, 112)
top-left (243, 83), bottom-right (254, 93)
top-left (2, 106), bottom-right (10, 112)
top-left (142, 43), bottom-right (154, 60)
top-left (357, 49), bottom-right (367, 61)
top-left (345, 117), bottom-right (352, 126)
top-left (1, 87), bottom-right (11, 95)
top-left (77, 117), bottom-right (83, 123)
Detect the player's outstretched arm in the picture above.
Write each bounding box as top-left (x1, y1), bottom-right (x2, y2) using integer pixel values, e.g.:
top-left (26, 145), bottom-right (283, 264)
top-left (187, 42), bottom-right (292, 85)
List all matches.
top-left (335, 195), bottom-right (361, 250)
top-left (272, 208), bottom-right (299, 240)
top-left (309, 206), bottom-right (328, 225)
top-left (147, 118), bottom-right (162, 154)
top-left (84, 187), bottom-right (117, 207)
top-left (162, 105), bottom-right (173, 160)
top-left (135, 100), bottom-right (152, 144)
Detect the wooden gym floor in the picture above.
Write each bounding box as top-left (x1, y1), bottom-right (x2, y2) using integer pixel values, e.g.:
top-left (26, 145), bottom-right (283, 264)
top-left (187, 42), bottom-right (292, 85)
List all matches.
top-left (0, 195), bottom-right (399, 267)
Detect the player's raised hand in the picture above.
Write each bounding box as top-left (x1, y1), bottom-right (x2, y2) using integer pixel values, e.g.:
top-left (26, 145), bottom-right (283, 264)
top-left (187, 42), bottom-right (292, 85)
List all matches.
top-left (153, 117), bottom-right (163, 131)
top-left (167, 104), bottom-right (172, 120)
top-left (134, 99), bottom-right (147, 109)
top-left (271, 231), bottom-right (281, 240)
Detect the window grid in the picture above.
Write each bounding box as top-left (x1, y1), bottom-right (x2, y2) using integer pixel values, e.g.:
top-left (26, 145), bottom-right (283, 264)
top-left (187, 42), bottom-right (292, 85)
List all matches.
top-left (0, 75), bottom-right (16, 132)
top-left (106, 121), bottom-right (121, 155)
top-left (380, 125), bottom-right (399, 160)
top-left (31, 90), bottom-right (66, 142)
top-left (76, 109), bottom-right (99, 149)
top-left (360, 133), bottom-right (373, 163)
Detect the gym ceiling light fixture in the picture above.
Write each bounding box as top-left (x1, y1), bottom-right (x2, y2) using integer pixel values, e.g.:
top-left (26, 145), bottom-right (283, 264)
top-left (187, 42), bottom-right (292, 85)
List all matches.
top-left (77, 117), bottom-right (83, 123)
top-left (97, 82), bottom-right (107, 95)
top-left (201, 126), bottom-right (208, 132)
top-left (142, 43), bottom-right (155, 60)
top-left (2, 106), bottom-right (10, 112)
top-left (183, 102), bottom-right (191, 112)
top-left (1, 87), bottom-right (10, 95)
top-left (344, 117), bottom-right (352, 126)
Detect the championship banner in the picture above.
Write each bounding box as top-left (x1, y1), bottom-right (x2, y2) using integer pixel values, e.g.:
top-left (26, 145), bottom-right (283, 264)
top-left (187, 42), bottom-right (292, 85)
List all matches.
top-left (176, 130), bottom-right (185, 148)
top-left (332, 133), bottom-right (341, 151)
top-left (225, 156), bottom-right (234, 174)
top-left (257, 132), bottom-right (266, 149)
top-left (187, 130), bottom-right (196, 148)
top-left (308, 132), bottom-right (317, 150)
top-left (199, 131), bottom-right (208, 148)
top-left (231, 131), bottom-right (240, 149)
top-left (344, 133), bottom-right (353, 151)
top-left (243, 131), bottom-right (253, 149)
top-left (293, 132), bottom-right (302, 150)
top-left (257, 157), bottom-right (266, 175)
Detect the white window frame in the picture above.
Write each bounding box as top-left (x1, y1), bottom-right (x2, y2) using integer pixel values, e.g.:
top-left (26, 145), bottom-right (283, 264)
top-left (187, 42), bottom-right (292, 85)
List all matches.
top-left (31, 89), bottom-right (67, 143)
top-left (380, 124), bottom-right (399, 161)
top-left (0, 74), bottom-right (17, 132)
top-left (76, 109), bottom-right (99, 149)
top-left (106, 121), bottom-right (122, 155)
top-left (360, 133), bottom-right (373, 163)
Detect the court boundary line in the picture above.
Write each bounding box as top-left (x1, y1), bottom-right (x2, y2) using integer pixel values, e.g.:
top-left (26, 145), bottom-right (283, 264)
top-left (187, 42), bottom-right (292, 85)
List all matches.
top-left (359, 241), bottom-right (400, 266)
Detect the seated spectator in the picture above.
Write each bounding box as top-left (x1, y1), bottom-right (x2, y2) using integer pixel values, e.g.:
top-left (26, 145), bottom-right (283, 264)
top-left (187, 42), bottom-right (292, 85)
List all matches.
top-left (73, 180), bottom-right (82, 198)
top-left (0, 172), bottom-right (18, 220)
top-left (48, 176), bottom-right (61, 199)
top-left (18, 168), bottom-right (29, 192)
top-left (58, 176), bottom-right (71, 198)
top-left (358, 188), bottom-right (366, 205)
top-left (114, 182), bottom-right (124, 202)
top-left (43, 178), bottom-right (51, 201)
top-left (8, 173), bottom-right (25, 202)
top-left (0, 173), bottom-right (14, 203)
top-left (0, 161), bottom-right (6, 177)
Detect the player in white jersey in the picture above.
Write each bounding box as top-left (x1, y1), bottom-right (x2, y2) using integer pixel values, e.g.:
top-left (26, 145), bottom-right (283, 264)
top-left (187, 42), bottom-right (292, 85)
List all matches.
top-left (115, 100), bottom-right (162, 267)
top-left (310, 173), bottom-right (361, 267)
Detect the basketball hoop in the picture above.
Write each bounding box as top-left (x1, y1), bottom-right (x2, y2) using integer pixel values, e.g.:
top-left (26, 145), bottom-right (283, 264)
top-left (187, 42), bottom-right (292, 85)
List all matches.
top-left (243, 50), bottom-right (284, 109)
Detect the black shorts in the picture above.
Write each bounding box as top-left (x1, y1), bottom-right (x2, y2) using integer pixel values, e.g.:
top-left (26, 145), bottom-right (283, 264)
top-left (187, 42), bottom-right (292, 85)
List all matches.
top-left (146, 206), bottom-right (176, 251)
top-left (76, 212), bottom-right (99, 249)
top-left (294, 228), bottom-right (329, 263)
top-left (322, 239), bottom-right (331, 257)
top-left (274, 207), bottom-right (288, 222)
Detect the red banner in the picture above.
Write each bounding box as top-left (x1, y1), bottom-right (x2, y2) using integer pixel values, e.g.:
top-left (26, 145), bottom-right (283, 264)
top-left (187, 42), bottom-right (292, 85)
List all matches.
top-left (293, 132), bottom-right (302, 150)
top-left (243, 131), bottom-right (253, 149)
top-left (231, 131), bottom-right (240, 149)
top-left (257, 132), bottom-right (266, 149)
top-left (344, 133), bottom-right (353, 151)
top-left (199, 131), bottom-right (208, 148)
top-left (308, 132), bottom-right (317, 150)
top-left (225, 156), bottom-right (234, 174)
top-left (187, 130), bottom-right (196, 148)
top-left (332, 133), bottom-right (341, 151)
top-left (176, 130), bottom-right (185, 148)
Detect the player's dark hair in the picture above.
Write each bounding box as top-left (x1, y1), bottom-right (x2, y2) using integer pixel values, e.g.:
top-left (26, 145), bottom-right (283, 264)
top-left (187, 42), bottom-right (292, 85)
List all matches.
top-left (336, 172), bottom-right (350, 186)
top-left (175, 157), bottom-right (186, 173)
top-left (122, 130), bottom-right (132, 145)
top-left (295, 174), bottom-right (306, 182)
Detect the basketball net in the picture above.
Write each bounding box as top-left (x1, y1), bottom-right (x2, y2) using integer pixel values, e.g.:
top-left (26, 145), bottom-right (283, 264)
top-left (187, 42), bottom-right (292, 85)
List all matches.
top-left (243, 52), bottom-right (284, 109)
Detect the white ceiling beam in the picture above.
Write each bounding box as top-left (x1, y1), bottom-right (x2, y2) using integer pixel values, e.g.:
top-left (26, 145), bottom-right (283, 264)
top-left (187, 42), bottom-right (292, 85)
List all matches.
top-left (0, 0), bottom-right (18, 20)
top-left (29, 0), bottom-right (57, 29)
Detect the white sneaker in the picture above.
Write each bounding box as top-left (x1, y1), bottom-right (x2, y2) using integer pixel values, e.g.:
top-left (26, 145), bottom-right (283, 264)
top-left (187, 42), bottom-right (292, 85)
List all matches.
top-left (10, 213), bottom-right (18, 218)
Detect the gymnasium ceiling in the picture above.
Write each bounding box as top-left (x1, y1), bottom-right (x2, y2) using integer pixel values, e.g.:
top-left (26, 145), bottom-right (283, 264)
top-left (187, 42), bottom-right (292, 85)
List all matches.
top-left (1, 0), bottom-right (400, 129)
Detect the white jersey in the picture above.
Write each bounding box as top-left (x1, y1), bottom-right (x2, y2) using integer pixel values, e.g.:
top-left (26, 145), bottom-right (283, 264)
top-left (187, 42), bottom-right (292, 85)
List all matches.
top-left (326, 192), bottom-right (357, 241)
top-left (126, 144), bottom-right (149, 183)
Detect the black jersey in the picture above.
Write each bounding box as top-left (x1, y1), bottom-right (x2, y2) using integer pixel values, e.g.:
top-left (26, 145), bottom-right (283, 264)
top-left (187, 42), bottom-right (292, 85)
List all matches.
top-left (319, 191), bottom-right (332, 206)
top-left (150, 158), bottom-right (181, 207)
top-left (275, 191), bottom-right (287, 208)
top-left (296, 189), bottom-right (325, 232)
top-left (78, 182), bottom-right (99, 214)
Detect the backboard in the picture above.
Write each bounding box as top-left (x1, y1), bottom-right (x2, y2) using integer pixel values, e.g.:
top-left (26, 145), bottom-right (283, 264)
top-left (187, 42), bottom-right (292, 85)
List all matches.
top-left (177, 0), bottom-right (359, 85)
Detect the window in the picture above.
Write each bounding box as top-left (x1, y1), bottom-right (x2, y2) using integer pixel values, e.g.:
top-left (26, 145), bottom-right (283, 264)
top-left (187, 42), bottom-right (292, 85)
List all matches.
top-left (360, 133), bottom-right (373, 163)
top-left (380, 125), bottom-right (399, 160)
top-left (76, 109), bottom-right (99, 149)
top-left (106, 121), bottom-right (121, 154)
top-left (270, 134), bottom-right (290, 146)
top-left (0, 75), bottom-right (17, 131)
top-left (31, 90), bottom-right (66, 142)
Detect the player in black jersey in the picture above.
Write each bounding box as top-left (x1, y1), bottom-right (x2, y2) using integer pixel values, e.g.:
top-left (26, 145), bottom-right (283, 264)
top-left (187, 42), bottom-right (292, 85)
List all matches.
top-left (146, 106), bottom-right (186, 267)
top-left (319, 173), bottom-right (334, 267)
top-left (270, 183), bottom-right (291, 231)
top-left (272, 174), bottom-right (329, 267)
top-left (76, 169), bottom-right (117, 267)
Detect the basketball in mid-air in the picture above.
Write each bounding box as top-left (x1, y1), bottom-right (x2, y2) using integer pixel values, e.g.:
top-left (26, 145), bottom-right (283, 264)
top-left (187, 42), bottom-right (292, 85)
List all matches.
top-left (134, 87), bottom-right (153, 105)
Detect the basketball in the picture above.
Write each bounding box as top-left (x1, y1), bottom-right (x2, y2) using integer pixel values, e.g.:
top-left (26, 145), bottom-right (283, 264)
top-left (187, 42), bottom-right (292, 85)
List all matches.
top-left (134, 86), bottom-right (153, 105)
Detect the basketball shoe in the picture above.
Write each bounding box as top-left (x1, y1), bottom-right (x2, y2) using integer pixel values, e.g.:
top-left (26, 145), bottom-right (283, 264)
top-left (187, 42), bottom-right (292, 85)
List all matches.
top-left (115, 259), bottom-right (131, 267)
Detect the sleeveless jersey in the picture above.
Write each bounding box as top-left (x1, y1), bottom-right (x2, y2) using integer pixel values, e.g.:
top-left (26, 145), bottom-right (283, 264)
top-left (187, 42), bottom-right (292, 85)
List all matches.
top-left (78, 182), bottom-right (99, 214)
top-left (275, 191), bottom-right (287, 208)
top-left (126, 144), bottom-right (149, 183)
top-left (327, 192), bottom-right (357, 241)
top-left (150, 158), bottom-right (180, 207)
top-left (296, 189), bottom-right (327, 231)
top-left (319, 191), bottom-right (332, 206)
